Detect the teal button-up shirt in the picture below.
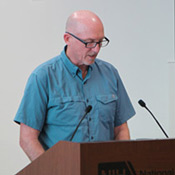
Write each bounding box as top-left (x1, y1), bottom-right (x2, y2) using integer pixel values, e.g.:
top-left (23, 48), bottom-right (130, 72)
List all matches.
top-left (14, 46), bottom-right (135, 150)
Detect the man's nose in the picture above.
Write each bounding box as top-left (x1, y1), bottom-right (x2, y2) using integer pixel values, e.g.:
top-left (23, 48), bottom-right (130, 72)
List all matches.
top-left (91, 43), bottom-right (101, 53)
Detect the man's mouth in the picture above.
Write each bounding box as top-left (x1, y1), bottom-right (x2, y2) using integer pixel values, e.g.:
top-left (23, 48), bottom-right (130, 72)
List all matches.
top-left (88, 54), bottom-right (97, 58)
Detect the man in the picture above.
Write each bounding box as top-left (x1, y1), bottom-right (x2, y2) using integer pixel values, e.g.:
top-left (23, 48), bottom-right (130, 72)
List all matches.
top-left (14, 10), bottom-right (135, 161)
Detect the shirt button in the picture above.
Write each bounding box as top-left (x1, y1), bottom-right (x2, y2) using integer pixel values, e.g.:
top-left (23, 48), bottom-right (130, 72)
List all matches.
top-left (91, 136), bottom-right (94, 140)
top-left (86, 99), bottom-right (89, 103)
top-left (89, 117), bottom-right (91, 121)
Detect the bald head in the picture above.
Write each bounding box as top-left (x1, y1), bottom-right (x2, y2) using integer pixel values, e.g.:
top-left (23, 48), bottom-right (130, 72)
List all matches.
top-left (65, 10), bottom-right (104, 36)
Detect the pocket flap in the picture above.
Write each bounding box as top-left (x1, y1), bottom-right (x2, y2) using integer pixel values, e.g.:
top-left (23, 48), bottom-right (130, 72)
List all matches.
top-left (96, 94), bottom-right (118, 104)
top-left (50, 96), bottom-right (83, 104)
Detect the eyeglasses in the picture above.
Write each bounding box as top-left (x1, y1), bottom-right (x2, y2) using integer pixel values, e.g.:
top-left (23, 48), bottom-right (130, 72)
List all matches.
top-left (66, 32), bottom-right (110, 48)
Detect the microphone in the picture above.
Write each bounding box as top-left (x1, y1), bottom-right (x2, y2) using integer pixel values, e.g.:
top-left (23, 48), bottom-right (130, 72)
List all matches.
top-left (70, 105), bottom-right (92, 141)
top-left (138, 99), bottom-right (169, 138)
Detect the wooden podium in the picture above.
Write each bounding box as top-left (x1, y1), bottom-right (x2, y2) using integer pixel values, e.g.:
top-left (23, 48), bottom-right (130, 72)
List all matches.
top-left (16, 139), bottom-right (175, 175)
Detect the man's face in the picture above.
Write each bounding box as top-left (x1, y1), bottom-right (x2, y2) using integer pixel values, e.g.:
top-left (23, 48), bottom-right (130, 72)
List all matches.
top-left (72, 34), bottom-right (103, 66)
top-left (66, 23), bottom-right (104, 67)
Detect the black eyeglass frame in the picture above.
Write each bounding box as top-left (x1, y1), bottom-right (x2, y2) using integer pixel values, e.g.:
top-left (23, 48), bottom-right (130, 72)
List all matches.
top-left (66, 32), bottom-right (110, 48)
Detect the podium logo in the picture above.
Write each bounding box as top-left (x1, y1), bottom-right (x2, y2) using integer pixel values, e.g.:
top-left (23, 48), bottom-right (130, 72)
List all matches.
top-left (98, 161), bottom-right (136, 175)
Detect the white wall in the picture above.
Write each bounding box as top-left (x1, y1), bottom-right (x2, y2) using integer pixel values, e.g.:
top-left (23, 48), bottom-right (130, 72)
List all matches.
top-left (0, 0), bottom-right (174, 174)
top-left (169, 62), bottom-right (175, 136)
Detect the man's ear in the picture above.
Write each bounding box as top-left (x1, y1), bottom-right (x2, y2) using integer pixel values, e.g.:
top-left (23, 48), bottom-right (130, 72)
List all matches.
top-left (64, 33), bottom-right (71, 45)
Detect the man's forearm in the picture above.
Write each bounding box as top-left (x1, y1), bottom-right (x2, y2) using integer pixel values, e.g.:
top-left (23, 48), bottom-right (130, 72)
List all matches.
top-left (20, 123), bottom-right (45, 161)
top-left (114, 128), bottom-right (130, 140)
top-left (114, 122), bottom-right (130, 140)
top-left (20, 138), bottom-right (45, 161)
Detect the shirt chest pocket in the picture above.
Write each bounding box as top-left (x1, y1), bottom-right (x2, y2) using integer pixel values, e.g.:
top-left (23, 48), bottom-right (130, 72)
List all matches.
top-left (48, 96), bottom-right (85, 125)
top-left (96, 94), bottom-right (118, 122)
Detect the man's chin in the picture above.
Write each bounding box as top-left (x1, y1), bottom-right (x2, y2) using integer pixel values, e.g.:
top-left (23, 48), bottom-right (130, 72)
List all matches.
top-left (88, 56), bottom-right (96, 63)
top-left (85, 59), bottom-right (95, 65)
top-left (82, 56), bottom-right (96, 66)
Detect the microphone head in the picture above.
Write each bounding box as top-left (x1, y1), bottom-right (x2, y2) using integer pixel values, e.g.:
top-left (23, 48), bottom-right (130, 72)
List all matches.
top-left (138, 99), bottom-right (146, 108)
top-left (86, 105), bottom-right (92, 113)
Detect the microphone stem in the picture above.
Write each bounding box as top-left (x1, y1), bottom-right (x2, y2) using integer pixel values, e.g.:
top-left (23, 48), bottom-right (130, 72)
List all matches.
top-left (145, 106), bottom-right (169, 138)
top-left (70, 111), bottom-right (88, 141)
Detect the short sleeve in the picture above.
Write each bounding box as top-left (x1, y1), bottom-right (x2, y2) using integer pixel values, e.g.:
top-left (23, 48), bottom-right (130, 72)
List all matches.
top-left (114, 73), bottom-right (136, 126)
top-left (14, 71), bottom-right (48, 131)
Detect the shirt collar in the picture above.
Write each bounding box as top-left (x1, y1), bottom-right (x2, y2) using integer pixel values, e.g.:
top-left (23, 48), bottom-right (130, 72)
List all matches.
top-left (61, 45), bottom-right (93, 77)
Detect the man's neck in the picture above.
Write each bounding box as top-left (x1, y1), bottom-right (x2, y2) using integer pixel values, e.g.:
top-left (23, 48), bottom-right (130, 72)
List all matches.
top-left (80, 66), bottom-right (88, 79)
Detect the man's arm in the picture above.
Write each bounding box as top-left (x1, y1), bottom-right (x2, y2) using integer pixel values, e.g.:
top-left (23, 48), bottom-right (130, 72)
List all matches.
top-left (20, 123), bottom-right (45, 161)
top-left (114, 122), bottom-right (130, 140)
